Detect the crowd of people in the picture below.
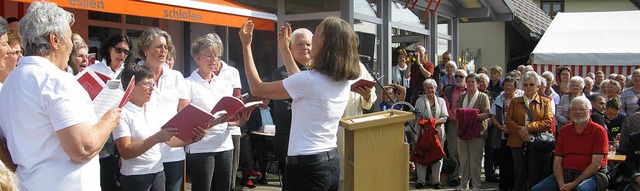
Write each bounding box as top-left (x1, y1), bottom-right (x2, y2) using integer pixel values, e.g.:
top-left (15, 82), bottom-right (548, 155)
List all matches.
top-left (391, 43), bottom-right (640, 190)
top-left (1, 2), bottom-right (640, 191)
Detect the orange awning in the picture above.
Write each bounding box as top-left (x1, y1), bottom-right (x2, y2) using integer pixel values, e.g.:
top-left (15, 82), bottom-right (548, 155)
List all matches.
top-left (12, 0), bottom-right (275, 31)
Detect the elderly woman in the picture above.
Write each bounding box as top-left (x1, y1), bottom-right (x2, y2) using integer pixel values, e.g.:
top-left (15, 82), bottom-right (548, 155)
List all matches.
top-left (184, 33), bottom-right (249, 191)
top-left (413, 79), bottom-right (448, 189)
top-left (114, 64), bottom-right (206, 191)
top-left (67, 41), bottom-right (88, 75)
top-left (619, 69), bottom-right (640, 115)
top-left (453, 73), bottom-right (491, 191)
top-left (615, 74), bottom-right (627, 90)
top-left (0, 3), bottom-right (121, 190)
top-left (239, 17), bottom-right (361, 190)
top-left (506, 71), bottom-right (554, 191)
top-left (439, 61), bottom-right (457, 95)
top-left (605, 79), bottom-right (622, 101)
top-left (136, 27), bottom-right (189, 191)
top-left (89, 34), bottom-right (132, 78)
top-left (553, 66), bottom-right (572, 96)
top-left (491, 77), bottom-right (523, 191)
top-left (556, 76), bottom-right (587, 128)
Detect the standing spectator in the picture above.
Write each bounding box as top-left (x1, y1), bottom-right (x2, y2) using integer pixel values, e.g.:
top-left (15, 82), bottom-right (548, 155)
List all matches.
top-left (553, 66), bottom-right (571, 96)
top-left (491, 77), bottom-right (523, 191)
top-left (619, 69), bottom-right (640, 115)
top-left (541, 71), bottom-right (561, 105)
top-left (115, 64), bottom-right (206, 191)
top-left (488, 66), bottom-right (504, 97)
top-left (89, 34), bottom-right (132, 79)
top-left (616, 74), bottom-right (627, 91)
top-left (67, 41), bottom-right (88, 75)
top-left (239, 17), bottom-right (361, 190)
top-left (413, 79), bottom-right (448, 189)
top-left (184, 33), bottom-right (249, 191)
top-left (556, 76), bottom-right (587, 129)
top-left (433, 51), bottom-right (452, 87)
top-left (517, 65), bottom-right (525, 74)
top-left (271, 27), bottom-right (312, 190)
top-left (479, 72), bottom-right (499, 182)
top-left (0, 3), bottom-right (121, 190)
top-left (594, 71), bottom-right (605, 92)
top-left (391, 48), bottom-right (410, 88)
top-left (476, 67), bottom-right (487, 75)
top-left (442, 69), bottom-right (468, 186)
top-left (584, 77), bottom-right (595, 96)
top-left (438, 61), bottom-right (457, 96)
top-left (531, 97), bottom-right (609, 191)
top-left (506, 71), bottom-right (554, 191)
top-left (405, 45), bottom-right (434, 105)
top-left (604, 98), bottom-right (626, 141)
top-left (136, 27), bottom-right (189, 191)
top-left (454, 73), bottom-right (491, 191)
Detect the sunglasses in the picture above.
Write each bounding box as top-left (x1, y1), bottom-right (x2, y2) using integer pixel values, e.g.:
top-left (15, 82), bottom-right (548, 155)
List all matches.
top-left (454, 75), bottom-right (466, 79)
top-left (113, 47), bottom-right (131, 56)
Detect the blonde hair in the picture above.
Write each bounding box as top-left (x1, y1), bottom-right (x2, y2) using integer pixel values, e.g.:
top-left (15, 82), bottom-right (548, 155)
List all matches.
top-left (0, 162), bottom-right (18, 191)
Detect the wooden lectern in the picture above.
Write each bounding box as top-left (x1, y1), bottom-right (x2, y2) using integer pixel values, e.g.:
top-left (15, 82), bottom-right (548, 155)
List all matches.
top-left (339, 110), bottom-right (414, 191)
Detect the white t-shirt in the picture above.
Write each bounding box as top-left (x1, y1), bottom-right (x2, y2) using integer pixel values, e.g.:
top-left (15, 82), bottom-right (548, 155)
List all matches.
top-left (282, 70), bottom-right (350, 156)
top-left (216, 61), bottom-right (243, 135)
top-left (139, 61), bottom-right (189, 162)
top-left (184, 69), bottom-right (234, 153)
top-left (0, 56), bottom-right (100, 191)
top-left (113, 102), bottom-right (164, 176)
top-left (87, 59), bottom-right (124, 79)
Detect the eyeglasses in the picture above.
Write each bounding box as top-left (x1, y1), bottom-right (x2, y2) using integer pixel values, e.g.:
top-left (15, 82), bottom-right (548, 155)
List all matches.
top-left (200, 54), bottom-right (221, 61)
top-left (138, 81), bottom-right (155, 89)
top-left (7, 50), bottom-right (22, 56)
top-left (523, 83), bottom-right (536, 87)
top-left (113, 47), bottom-right (131, 56)
top-left (454, 75), bottom-right (466, 79)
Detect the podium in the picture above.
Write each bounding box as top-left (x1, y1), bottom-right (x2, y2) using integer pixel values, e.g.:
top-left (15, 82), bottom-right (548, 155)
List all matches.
top-left (339, 110), bottom-right (414, 191)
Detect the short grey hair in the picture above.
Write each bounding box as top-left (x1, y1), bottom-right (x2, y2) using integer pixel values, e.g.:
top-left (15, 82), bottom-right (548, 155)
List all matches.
top-left (290, 28), bottom-right (312, 46)
top-left (522, 71), bottom-right (541, 86)
top-left (454, 69), bottom-right (467, 77)
top-left (569, 76), bottom-right (585, 89)
top-left (583, 77), bottom-right (594, 85)
top-left (423, 79), bottom-right (438, 90)
top-left (478, 73), bottom-right (489, 82)
top-left (608, 80), bottom-right (621, 94)
top-left (542, 71), bottom-right (555, 83)
top-left (571, 96), bottom-right (592, 111)
top-left (523, 65), bottom-right (534, 73)
top-left (445, 61), bottom-right (457, 69)
top-left (190, 33), bottom-right (222, 61)
top-left (20, 1), bottom-right (75, 56)
top-left (136, 27), bottom-right (173, 61)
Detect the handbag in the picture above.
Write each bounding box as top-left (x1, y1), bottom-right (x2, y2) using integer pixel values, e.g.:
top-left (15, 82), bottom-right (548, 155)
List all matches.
top-left (522, 102), bottom-right (556, 151)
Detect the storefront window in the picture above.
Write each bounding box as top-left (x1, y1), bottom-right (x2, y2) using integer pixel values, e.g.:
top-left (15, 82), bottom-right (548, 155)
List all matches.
top-left (285, 0), bottom-right (340, 14)
top-left (88, 11), bottom-right (121, 23)
top-left (87, 26), bottom-right (120, 55)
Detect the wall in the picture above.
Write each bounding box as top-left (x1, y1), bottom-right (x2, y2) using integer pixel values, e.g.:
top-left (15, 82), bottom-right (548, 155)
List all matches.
top-left (459, 21), bottom-right (506, 72)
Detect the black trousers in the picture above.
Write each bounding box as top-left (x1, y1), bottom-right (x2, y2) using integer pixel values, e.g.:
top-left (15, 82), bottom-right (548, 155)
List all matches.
top-left (285, 153), bottom-right (340, 191)
top-left (120, 171), bottom-right (165, 191)
top-left (498, 140), bottom-right (514, 191)
top-left (100, 155), bottom-right (120, 191)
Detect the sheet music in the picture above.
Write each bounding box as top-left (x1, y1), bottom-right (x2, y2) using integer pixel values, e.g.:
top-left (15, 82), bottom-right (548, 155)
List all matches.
top-left (93, 88), bottom-right (124, 118)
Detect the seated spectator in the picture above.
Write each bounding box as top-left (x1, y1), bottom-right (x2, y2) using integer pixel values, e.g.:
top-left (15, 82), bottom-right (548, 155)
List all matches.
top-left (604, 98), bottom-right (626, 141)
top-left (556, 76), bottom-right (587, 128)
top-left (619, 98), bottom-right (640, 155)
top-left (379, 83), bottom-right (406, 111)
top-left (584, 77), bottom-right (595, 96)
top-left (240, 95), bottom-right (273, 187)
top-left (606, 80), bottom-right (622, 101)
top-left (588, 93), bottom-right (608, 128)
top-left (532, 97), bottom-right (609, 191)
top-left (619, 132), bottom-right (640, 191)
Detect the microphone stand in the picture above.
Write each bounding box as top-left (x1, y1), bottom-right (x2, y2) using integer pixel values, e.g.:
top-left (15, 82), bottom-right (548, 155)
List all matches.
top-left (359, 55), bottom-right (420, 136)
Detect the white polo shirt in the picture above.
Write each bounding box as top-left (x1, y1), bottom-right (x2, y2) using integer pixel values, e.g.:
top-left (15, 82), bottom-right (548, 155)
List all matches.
top-left (113, 102), bottom-right (163, 176)
top-left (0, 56), bottom-right (100, 191)
top-left (184, 69), bottom-right (234, 153)
top-left (282, 70), bottom-right (350, 156)
top-left (216, 61), bottom-right (242, 135)
top-left (87, 59), bottom-right (124, 79)
top-left (139, 61), bottom-right (189, 162)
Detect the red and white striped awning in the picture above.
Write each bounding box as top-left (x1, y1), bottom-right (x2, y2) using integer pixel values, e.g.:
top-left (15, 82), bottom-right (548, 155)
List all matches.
top-left (533, 64), bottom-right (640, 78)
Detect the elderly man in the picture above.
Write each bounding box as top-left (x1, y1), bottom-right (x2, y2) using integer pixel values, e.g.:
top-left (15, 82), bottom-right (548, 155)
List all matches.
top-left (0, 2), bottom-right (120, 190)
top-left (433, 51), bottom-right (452, 86)
top-left (443, 69), bottom-right (468, 186)
top-left (584, 77), bottom-right (595, 96)
top-left (405, 45), bottom-right (434, 105)
top-left (532, 97), bottom-right (609, 191)
top-left (272, 27), bottom-right (313, 190)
